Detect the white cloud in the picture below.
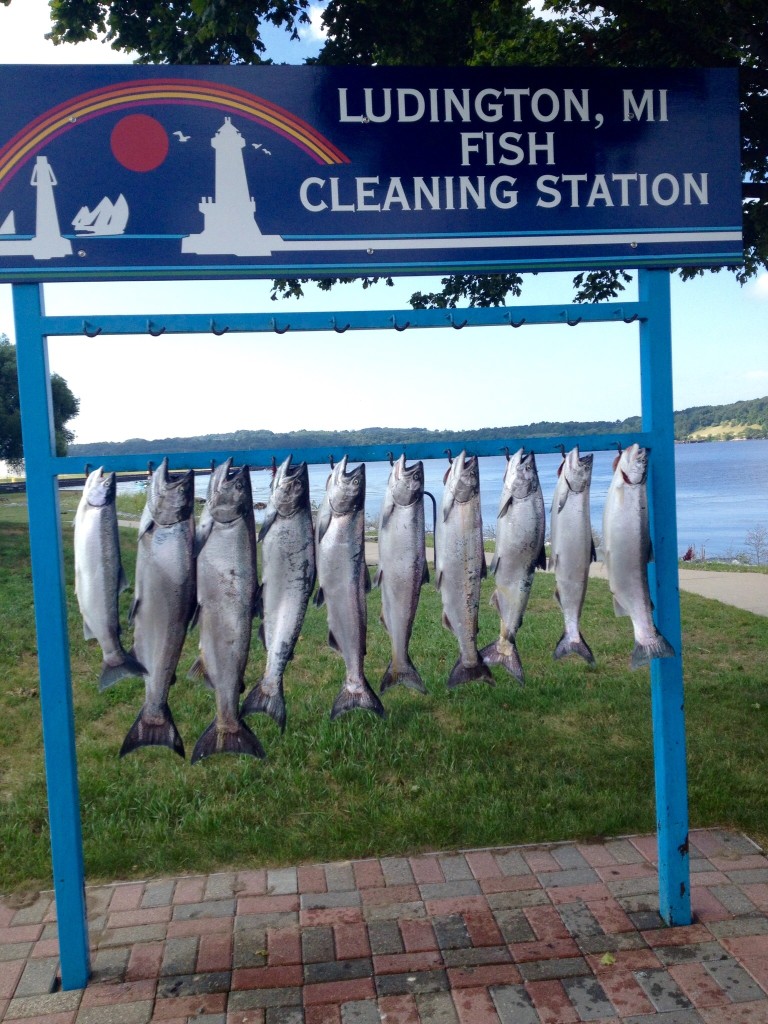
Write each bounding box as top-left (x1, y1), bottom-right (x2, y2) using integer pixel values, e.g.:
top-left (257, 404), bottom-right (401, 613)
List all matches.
top-left (747, 272), bottom-right (768, 300)
top-left (0, 0), bottom-right (132, 64)
top-left (300, 4), bottom-right (328, 42)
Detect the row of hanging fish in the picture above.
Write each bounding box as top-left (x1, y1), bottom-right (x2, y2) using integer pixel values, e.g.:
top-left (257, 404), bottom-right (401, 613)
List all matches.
top-left (73, 443), bottom-right (674, 763)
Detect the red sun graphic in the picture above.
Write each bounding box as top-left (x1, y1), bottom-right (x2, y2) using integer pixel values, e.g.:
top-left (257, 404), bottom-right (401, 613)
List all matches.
top-left (110, 114), bottom-right (169, 172)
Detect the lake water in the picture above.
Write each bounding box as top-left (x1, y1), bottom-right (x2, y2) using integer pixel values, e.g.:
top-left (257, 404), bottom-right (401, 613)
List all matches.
top-left (188, 438), bottom-right (768, 562)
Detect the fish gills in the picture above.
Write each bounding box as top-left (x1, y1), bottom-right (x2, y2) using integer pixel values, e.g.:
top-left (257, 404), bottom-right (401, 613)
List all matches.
top-left (435, 451), bottom-right (493, 688)
top-left (190, 460), bottom-right (265, 762)
top-left (242, 456), bottom-right (316, 732)
top-left (549, 447), bottom-right (596, 665)
top-left (74, 466), bottom-right (145, 689)
top-left (602, 444), bottom-right (675, 669)
top-left (121, 459), bottom-right (196, 758)
top-left (315, 457), bottom-right (385, 719)
top-left (480, 449), bottom-right (545, 683)
top-left (375, 455), bottom-right (428, 694)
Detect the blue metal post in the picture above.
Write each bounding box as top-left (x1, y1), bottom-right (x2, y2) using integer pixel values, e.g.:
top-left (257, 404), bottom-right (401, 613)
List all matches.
top-left (12, 283), bottom-right (90, 989)
top-left (638, 269), bottom-right (691, 926)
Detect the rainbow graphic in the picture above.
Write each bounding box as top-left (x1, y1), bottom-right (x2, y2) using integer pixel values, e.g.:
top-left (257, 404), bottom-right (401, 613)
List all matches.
top-left (0, 78), bottom-right (350, 190)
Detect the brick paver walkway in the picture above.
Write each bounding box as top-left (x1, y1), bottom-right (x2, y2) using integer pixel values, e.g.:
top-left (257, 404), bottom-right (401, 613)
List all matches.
top-left (2, 829), bottom-right (768, 1023)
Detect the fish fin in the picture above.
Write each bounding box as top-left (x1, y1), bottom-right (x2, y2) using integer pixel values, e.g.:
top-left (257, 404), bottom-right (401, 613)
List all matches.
top-left (612, 596), bottom-right (629, 617)
top-left (188, 603), bottom-right (200, 630)
top-left (536, 545), bottom-right (547, 571)
top-left (330, 678), bottom-right (386, 720)
top-left (497, 493), bottom-right (513, 518)
top-left (554, 586), bottom-right (562, 609)
top-left (435, 569), bottom-right (443, 592)
top-left (480, 554), bottom-right (488, 579)
top-left (373, 567), bottom-right (383, 589)
top-left (490, 589), bottom-right (501, 613)
top-left (364, 569), bottom-right (372, 593)
top-left (631, 633), bottom-right (675, 670)
top-left (480, 641), bottom-right (524, 684)
top-left (316, 504), bottom-right (332, 545)
top-left (188, 655), bottom-right (215, 690)
top-left (553, 633), bottom-right (595, 665)
top-left (548, 552), bottom-right (558, 572)
top-left (119, 704), bottom-right (185, 759)
top-left (82, 619), bottom-right (96, 641)
top-left (190, 718), bottom-right (266, 763)
top-left (447, 658), bottom-right (494, 689)
top-left (557, 489), bottom-right (569, 514)
top-left (253, 583), bottom-right (263, 619)
top-left (380, 659), bottom-right (427, 694)
top-left (242, 682), bottom-right (287, 734)
top-left (118, 565), bottom-right (129, 594)
top-left (137, 505), bottom-right (154, 540)
top-left (314, 586), bottom-right (325, 608)
top-left (194, 513), bottom-right (214, 557)
top-left (441, 610), bottom-right (454, 633)
top-left (421, 561), bottom-right (430, 585)
top-left (128, 596), bottom-right (139, 626)
top-left (379, 491), bottom-right (396, 531)
top-left (489, 552), bottom-right (500, 576)
top-left (258, 622), bottom-right (266, 648)
top-left (442, 492), bottom-right (455, 522)
top-left (98, 651), bottom-right (146, 691)
top-left (328, 630), bottom-right (341, 653)
top-left (621, 470), bottom-right (632, 484)
top-left (590, 538), bottom-right (597, 563)
top-left (258, 504), bottom-right (278, 541)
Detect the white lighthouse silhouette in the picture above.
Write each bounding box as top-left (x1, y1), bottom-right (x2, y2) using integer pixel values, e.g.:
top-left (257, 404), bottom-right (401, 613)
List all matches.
top-left (182, 118), bottom-right (279, 256)
top-left (0, 155), bottom-right (72, 259)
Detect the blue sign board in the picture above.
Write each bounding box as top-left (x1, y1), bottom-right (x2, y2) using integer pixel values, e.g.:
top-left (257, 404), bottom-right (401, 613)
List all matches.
top-left (0, 65), bottom-right (741, 281)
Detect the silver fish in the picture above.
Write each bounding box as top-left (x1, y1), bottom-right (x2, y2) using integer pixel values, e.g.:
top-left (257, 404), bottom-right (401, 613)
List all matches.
top-left (549, 447), bottom-right (596, 664)
top-left (242, 456), bottom-right (316, 732)
top-left (315, 456), bottom-right (385, 720)
top-left (374, 455), bottom-right (429, 693)
top-left (435, 451), bottom-right (492, 688)
top-left (481, 449), bottom-right (545, 682)
top-left (122, 459), bottom-right (196, 758)
top-left (74, 466), bottom-right (145, 689)
top-left (602, 443), bottom-right (675, 668)
top-left (190, 459), bottom-right (264, 762)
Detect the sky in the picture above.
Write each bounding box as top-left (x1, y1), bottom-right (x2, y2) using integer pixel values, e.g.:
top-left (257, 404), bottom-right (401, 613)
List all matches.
top-left (0, 0), bottom-right (766, 445)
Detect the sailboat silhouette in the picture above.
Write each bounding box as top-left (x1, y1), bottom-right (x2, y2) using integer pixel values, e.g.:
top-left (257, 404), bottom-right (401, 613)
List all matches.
top-left (72, 195), bottom-right (129, 235)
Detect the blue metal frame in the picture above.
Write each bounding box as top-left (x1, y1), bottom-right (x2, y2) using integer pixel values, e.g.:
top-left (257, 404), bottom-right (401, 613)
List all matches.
top-left (11, 268), bottom-right (690, 990)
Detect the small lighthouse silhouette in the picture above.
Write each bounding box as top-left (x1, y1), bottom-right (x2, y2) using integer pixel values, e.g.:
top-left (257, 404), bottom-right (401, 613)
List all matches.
top-left (30, 156), bottom-right (72, 259)
top-left (182, 118), bottom-right (277, 256)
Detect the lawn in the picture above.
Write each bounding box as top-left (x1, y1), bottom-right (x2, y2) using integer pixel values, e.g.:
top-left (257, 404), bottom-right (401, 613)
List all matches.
top-left (1, 491), bottom-right (767, 893)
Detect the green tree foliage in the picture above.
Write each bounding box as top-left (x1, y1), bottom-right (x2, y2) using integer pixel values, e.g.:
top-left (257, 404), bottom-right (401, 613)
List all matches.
top-left (25, 0), bottom-right (768, 305)
top-left (0, 334), bottom-right (80, 468)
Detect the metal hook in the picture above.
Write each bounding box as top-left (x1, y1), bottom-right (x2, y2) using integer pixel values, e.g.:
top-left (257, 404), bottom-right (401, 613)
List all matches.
top-left (330, 317), bottom-right (350, 333)
top-left (147, 320), bottom-right (166, 337)
top-left (448, 314), bottom-right (468, 330)
top-left (270, 318), bottom-right (290, 335)
top-left (271, 455), bottom-right (277, 478)
top-left (82, 320), bottom-right (102, 338)
top-left (554, 444), bottom-right (566, 459)
top-left (210, 319), bottom-right (230, 336)
top-left (391, 316), bottom-right (410, 332)
top-left (612, 441), bottom-right (623, 455)
top-left (444, 448), bottom-right (453, 464)
top-left (328, 454), bottom-right (335, 470)
top-left (500, 446), bottom-right (511, 462)
top-left (210, 459), bottom-right (216, 472)
top-left (387, 451), bottom-right (394, 466)
top-left (84, 463), bottom-right (91, 478)
top-left (506, 314), bottom-right (526, 328)
top-left (147, 460), bottom-right (154, 476)
top-left (623, 313), bottom-right (640, 324)
top-left (566, 316), bottom-right (583, 327)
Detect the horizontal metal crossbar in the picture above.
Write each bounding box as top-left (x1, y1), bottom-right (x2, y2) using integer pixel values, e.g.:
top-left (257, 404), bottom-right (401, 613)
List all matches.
top-left (39, 302), bottom-right (647, 338)
top-left (53, 432), bottom-right (649, 476)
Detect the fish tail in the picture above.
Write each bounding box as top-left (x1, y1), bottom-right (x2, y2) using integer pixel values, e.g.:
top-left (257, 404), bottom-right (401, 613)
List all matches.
top-left (98, 651), bottom-right (146, 691)
top-left (330, 678), bottom-right (386, 720)
top-left (380, 659), bottom-right (427, 694)
top-left (242, 682), bottom-right (287, 733)
top-left (553, 633), bottom-right (596, 665)
top-left (190, 719), bottom-right (266, 764)
top-left (480, 640), bottom-right (524, 684)
top-left (631, 633), bottom-right (675, 669)
top-left (447, 657), bottom-right (494, 689)
top-left (119, 704), bottom-right (185, 759)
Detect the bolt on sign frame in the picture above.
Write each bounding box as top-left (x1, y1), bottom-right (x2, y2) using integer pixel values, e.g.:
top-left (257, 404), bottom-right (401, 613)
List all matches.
top-left (3, 64), bottom-right (742, 990)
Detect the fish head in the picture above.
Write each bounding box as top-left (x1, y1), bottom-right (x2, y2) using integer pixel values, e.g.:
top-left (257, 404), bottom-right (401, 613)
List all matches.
top-left (147, 457), bottom-right (195, 525)
top-left (206, 459), bottom-right (253, 523)
top-left (504, 448), bottom-right (540, 500)
top-left (445, 450), bottom-right (480, 504)
top-left (389, 455), bottom-right (424, 507)
top-left (271, 455), bottom-right (310, 517)
top-left (328, 455), bottom-right (365, 514)
top-left (617, 443), bottom-right (648, 485)
top-left (83, 466), bottom-right (116, 508)
top-left (562, 447), bottom-right (593, 493)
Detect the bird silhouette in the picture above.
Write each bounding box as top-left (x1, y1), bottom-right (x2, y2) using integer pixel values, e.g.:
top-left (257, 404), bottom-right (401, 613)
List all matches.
top-left (252, 143), bottom-right (262, 150)
top-left (262, 149), bottom-right (272, 156)
top-left (173, 131), bottom-right (191, 142)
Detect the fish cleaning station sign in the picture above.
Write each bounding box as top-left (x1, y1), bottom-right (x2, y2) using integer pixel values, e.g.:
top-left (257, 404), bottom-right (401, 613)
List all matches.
top-left (0, 65), bottom-right (741, 280)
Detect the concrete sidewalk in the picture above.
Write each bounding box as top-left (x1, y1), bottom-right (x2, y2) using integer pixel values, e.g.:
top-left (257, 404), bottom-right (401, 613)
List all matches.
top-left (3, 829), bottom-right (768, 1023)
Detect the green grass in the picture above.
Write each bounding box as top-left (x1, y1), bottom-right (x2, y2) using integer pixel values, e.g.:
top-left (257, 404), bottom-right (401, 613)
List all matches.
top-left (680, 560), bottom-right (768, 574)
top-left (1, 492), bottom-right (767, 893)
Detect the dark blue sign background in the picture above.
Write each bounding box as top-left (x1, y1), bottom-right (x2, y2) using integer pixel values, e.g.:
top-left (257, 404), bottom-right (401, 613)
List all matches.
top-left (0, 65), bottom-right (741, 281)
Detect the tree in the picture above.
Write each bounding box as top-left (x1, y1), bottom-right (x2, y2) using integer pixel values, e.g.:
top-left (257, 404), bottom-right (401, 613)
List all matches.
top-left (745, 524), bottom-right (768, 566)
top-left (0, 335), bottom-right (80, 469)
top-left (14, 0), bottom-right (768, 306)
